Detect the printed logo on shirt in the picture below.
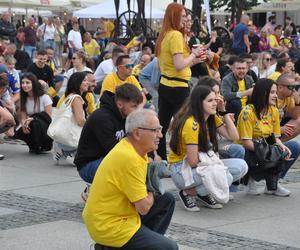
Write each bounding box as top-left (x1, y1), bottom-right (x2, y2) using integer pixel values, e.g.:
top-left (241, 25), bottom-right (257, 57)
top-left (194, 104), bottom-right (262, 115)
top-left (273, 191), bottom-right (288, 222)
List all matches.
top-left (192, 119), bottom-right (198, 131)
top-left (115, 130), bottom-right (125, 141)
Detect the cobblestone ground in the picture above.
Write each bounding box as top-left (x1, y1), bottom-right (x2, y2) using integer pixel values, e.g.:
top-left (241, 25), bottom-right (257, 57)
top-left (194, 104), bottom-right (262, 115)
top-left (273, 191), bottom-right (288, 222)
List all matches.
top-left (0, 188), bottom-right (299, 250)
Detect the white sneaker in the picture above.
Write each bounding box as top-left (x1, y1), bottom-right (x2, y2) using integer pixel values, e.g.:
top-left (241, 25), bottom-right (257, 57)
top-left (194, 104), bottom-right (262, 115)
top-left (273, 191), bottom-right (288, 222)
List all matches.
top-left (265, 184), bottom-right (291, 197)
top-left (246, 178), bottom-right (262, 195)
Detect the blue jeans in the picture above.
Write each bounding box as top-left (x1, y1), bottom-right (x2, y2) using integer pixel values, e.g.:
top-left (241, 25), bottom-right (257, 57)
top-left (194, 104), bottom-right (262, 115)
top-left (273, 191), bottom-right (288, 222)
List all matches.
top-left (171, 159), bottom-right (249, 196)
top-left (43, 39), bottom-right (56, 50)
top-left (280, 140), bottom-right (300, 178)
top-left (24, 45), bottom-right (36, 59)
top-left (78, 158), bottom-right (103, 184)
top-left (225, 143), bottom-right (245, 159)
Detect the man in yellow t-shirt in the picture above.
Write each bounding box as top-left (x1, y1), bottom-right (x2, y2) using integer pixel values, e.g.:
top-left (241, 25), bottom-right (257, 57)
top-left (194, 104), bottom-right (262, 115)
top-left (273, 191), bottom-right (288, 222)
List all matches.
top-left (83, 109), bottom-right (177, 249)
top-left (276, 73), bottom-right (300, 141)
top-left (100, 55), bottom-right (143, 96)
top-left (132, 54), bottom-right (151, 78)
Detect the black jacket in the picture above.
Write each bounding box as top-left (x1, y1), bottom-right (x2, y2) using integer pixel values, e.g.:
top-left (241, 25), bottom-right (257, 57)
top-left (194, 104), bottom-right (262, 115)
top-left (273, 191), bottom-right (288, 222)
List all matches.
top-left (74, 91), bottom-right (126, 170)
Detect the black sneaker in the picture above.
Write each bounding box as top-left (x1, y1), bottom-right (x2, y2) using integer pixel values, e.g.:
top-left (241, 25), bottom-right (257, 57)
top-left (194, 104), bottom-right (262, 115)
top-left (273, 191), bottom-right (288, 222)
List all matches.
top-left (178, 190), bottom-right (200, 212)
top-left (197, 194), bottom-right (223, 209)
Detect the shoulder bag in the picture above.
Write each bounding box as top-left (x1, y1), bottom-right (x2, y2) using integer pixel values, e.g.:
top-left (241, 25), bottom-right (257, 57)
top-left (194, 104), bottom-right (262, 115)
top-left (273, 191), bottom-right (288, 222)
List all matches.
top-left (47, 94), bottom-right (83, 147)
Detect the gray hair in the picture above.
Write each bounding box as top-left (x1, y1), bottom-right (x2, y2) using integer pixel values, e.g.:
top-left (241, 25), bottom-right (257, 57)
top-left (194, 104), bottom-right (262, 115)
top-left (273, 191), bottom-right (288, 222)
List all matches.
top-left (125, 109), bottom-right (157, 135)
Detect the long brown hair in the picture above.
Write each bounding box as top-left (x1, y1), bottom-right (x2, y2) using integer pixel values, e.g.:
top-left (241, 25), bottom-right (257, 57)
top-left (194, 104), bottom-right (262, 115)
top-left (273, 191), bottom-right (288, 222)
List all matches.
top-left (169, 85), bottom-right (218, 154)
top-left (155, 3), bottom-right (185, 56)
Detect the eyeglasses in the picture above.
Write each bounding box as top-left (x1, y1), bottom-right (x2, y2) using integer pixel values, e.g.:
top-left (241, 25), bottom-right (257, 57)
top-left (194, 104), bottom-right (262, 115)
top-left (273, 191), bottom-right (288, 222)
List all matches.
top-left (138, 125), bottom-right (163, 133)
top-left (121, 63), bottom-right (134, 69)
top-left (264, 58), bottom-right (272, 61)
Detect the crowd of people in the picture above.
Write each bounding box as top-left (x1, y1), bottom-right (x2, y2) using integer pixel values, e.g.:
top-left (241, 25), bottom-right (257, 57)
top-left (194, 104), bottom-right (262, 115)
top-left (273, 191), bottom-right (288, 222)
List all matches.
top-left (1, 2), bottom-right (300, 249)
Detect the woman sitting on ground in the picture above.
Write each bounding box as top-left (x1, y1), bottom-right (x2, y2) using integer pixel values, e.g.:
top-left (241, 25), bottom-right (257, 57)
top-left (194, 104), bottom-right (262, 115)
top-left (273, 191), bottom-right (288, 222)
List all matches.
top-left (237, 78), bottom-right (298, 196)
top-left (168, 85), bottom-right (248, 212)
top-left (16, 73), bottom-right (52, 153)
top-left (65, 50), bottom-right (93, 80)
top-left (53, 71), bottom-right (88, 164)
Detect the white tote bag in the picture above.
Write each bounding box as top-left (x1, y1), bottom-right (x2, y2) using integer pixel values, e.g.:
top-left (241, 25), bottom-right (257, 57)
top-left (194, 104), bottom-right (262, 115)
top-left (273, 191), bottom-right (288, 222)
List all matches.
top-left (47, 94), bottom-right (83, 147)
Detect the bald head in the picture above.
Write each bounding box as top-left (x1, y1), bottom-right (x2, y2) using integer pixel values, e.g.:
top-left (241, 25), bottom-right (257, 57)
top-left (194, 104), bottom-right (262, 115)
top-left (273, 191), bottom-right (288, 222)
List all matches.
top-left (277, 73), bottom-right (296, 86)
top-left (240, 15), bottom-right (250, 25)
top-left (140, 54), bottom-right (151, 68)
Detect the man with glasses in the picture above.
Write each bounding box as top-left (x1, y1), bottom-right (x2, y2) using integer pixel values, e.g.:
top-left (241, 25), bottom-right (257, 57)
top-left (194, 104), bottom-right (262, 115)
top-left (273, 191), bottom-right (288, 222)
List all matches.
top-left (277, 73), bottom-right (300, 142)
top-left (100, 55), bottom-right (143, 97)
top-left (83, 108), bottom-right (177, 250)
top-left (74, 84), bottom-right (143, 201)
top-left (221, 58), bottom-right (254, 121)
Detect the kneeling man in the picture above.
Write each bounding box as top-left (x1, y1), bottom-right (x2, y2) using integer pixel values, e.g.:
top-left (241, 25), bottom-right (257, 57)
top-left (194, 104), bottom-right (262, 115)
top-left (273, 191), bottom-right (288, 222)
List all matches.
top-left (83, 109), bottom-right (177, 250)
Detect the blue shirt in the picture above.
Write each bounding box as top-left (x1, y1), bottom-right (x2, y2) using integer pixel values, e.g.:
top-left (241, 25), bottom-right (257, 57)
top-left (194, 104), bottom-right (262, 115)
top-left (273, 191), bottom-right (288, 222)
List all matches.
top-left (232, 23), bottom-right (249, 50)
top-left (139, 57), bottom-right (161, 88)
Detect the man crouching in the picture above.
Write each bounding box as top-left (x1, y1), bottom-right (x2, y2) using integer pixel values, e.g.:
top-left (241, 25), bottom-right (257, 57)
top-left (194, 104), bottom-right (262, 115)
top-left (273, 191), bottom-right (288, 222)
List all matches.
top-left (83, 109), bottom-right (177, 250)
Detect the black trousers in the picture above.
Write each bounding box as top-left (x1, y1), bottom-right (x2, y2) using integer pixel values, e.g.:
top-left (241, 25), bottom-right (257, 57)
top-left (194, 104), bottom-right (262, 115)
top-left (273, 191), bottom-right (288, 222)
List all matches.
top-left (157, 84), bottom-right (190, 160)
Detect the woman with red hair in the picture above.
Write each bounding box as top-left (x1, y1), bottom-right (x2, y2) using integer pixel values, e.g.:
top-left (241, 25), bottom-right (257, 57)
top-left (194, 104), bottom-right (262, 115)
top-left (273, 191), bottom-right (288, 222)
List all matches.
top-left (156, 3), bottom-right (204, 160)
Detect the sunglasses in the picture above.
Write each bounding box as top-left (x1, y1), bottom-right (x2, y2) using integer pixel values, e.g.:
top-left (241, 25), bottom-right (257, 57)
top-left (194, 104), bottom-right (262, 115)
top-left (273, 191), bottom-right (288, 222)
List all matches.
top-left (72, 57), bottom-right (77, 60)
top-left (264, 58), bottom-right (272, 61)
top-left (284, 85), bottom-right (296, 90)
top-left (121, 64), bottom-right (134, 69)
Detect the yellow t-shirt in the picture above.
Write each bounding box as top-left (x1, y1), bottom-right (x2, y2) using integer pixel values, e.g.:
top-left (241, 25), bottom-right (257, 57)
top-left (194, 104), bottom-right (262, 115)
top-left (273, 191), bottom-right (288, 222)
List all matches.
top-left (84, 39), bottom-right (100, 57)
top-left (269, 34), bottom-right (279, 48)
top-left (132, 64), bottom-right (142, 77)
top-left (236, 104), bottom-right (281, 143)
top-left (268, 71), bottom-right (281, 81)
top-left (82, 139), bottom-right (148, 247)
top-left (158, 30), bottom-right (191, 88)
top-left (237, 79), bottom-right (247, 107)
top-left (105, 20), bottom-right (115, 38)
top-left (100, 72), bottom-right (142, 96)
top-left (277, 96), bottom-right (295, 120)
top-left (168, 115), bottom-right (223, 164)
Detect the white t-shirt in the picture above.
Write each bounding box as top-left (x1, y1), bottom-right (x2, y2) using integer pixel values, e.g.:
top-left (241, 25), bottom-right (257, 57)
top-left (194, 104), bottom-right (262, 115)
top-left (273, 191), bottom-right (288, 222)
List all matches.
top-left (65, 66), bottom-right (93, 80)
top-left (25, 94), bottom-right (52, 116)
top-left (94, 58), bottom-right (116, 83)
top-left (252, 64), bottom-right (276, 79)
top-left (44, 24), bottom-right (56, 41)
top-left (68, 30), bottom-right (82, 49)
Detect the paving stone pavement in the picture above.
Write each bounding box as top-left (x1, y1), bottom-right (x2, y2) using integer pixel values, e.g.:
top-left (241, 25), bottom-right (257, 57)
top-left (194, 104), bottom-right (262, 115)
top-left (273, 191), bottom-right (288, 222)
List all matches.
top-left (0, 190), bottom-right (299, 250)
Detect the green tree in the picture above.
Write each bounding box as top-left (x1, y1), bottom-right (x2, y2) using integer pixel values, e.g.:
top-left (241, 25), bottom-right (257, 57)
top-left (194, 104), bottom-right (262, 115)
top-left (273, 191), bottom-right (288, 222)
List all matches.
top-left (209, 0), bottom-right (266, 23)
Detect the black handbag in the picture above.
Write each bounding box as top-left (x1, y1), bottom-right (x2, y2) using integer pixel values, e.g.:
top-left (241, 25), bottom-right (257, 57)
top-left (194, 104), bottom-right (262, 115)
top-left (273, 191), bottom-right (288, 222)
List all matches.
top-left (245, 134), bottom-right (288, 170)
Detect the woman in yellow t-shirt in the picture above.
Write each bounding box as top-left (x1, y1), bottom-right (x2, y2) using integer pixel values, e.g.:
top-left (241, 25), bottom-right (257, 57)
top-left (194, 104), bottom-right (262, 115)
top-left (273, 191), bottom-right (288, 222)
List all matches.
top-left (169, 85), bottom-right (247, 211)
top-left (155, 3), bottom-right (205, 160)
top-left (237, 78), bottom-right (293, 196)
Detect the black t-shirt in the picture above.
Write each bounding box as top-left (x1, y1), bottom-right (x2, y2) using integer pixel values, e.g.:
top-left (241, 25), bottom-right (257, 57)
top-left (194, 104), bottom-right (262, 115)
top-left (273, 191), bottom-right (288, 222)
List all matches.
top-left (15, 50), bottom-right (32, 72)
top-left (209, 37), bottom-right (223, 53)
top-left (27, 63), bottom-right (54, 88)
top-left (249, 34), bottom-right (260, 53)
